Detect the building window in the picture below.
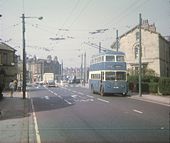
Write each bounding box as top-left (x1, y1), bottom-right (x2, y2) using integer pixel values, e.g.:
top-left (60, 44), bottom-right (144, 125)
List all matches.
top-left (3, 53), bottom-right (8, 65)
top-left (135, 45), bottom-right (139, 59)
top-left (136, 32), bottom-right (140, 41)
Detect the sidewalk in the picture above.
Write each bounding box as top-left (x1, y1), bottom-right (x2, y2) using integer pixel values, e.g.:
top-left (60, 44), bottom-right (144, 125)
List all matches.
top-left (0, 91), bottom-right (33, 143)
top-left (130, 93), bottom-right (170, 106)
top-left (81, 83), bottom-right (170, 106)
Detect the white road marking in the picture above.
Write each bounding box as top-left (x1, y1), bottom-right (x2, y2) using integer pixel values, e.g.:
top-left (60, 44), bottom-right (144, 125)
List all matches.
top-left (80, 99), bottom-right (94, 102)
top-left (97, 98), bottom-right (110, 103)
top-left (133, 109), bottom-right (143, 114)
top-left (44, 96), bottom-right (49, 100)
top-left (50, 90), bottom-right (54, 94)
top-left (71, 95), bottom-right (78, 98)
top-left (31, 99), bottom-right (41, 143)
top-left (64, 99), bottom-right (72, 105)
top-left (86, 95), bottom-right (94, 98)
top-left (73, 91), bottom-right (78, 94)
top-left (54, 93), bottom-right (58, 96)
top-left (78, 92), bottom-right (84, 95)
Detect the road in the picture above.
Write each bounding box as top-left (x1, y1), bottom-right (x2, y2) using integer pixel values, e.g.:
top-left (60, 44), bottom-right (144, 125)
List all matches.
top-left (27, 84), bottom-right (170, 143)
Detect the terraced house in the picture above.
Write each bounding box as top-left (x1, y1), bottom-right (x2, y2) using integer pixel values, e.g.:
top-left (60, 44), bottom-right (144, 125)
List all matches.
top-left (0, 42), bottom-right (18, 92)
top-left (113, 20), bottom-right (170, 77)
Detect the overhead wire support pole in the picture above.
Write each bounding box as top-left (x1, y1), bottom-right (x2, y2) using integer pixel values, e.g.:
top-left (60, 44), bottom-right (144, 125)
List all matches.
top-left (83, 52), bottom-right (86, 86)
top-left (21, 14), bottom-right (43, 99)
top-left (139, 13), bottom-right (142, 97)
top-left (22, 13), bottom-right (26, 99)
top-left (81, 53), bottom-right (83, 82)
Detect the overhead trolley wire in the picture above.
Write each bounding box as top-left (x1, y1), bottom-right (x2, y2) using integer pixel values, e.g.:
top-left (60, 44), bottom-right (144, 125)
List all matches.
top-left (101, 0), bottom-right (150, 28)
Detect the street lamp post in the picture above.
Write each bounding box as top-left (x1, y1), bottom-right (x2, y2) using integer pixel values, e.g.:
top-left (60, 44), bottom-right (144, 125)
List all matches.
top-left (21, 13), bottom-right (43, 99)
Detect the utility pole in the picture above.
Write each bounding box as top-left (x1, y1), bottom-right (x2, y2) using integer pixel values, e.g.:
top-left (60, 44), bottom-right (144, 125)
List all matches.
top-left (22, 14), bottom-right (26, 99)
top-left (139, 13), bottom-right (142, 97)
top-left (21, 14), bottom-right (43, 99)
top-left (83, 52), bottom-right (86, 86)
top-left (80, 54), bottom-right (83, 82)
top-left (61, 60), bottom-right (63, 80)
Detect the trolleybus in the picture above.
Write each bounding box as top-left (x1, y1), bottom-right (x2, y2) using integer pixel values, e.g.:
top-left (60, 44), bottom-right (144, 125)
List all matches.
top-left (89, 50), bottom-right (128, 96)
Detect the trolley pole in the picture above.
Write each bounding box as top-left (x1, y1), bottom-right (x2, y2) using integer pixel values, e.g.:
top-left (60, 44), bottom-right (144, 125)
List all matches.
top-left (99, 42), bottom-right (101, 53)
top-left (116, 30), bottom-right (119, 52)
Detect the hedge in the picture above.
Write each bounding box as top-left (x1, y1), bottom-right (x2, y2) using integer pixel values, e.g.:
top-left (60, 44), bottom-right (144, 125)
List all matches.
top-left (128, 76), bottom-right (170, 95)
top-left (148, 82), bottom-right (158, 93)
top-left (158, 77), bottom-right (170, 95)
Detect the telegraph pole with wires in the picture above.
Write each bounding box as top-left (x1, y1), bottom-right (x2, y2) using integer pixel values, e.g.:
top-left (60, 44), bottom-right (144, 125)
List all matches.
top-left (21, 14), bottom-right (43, 99)
top-left (22, 14), bottom-right (26, 99)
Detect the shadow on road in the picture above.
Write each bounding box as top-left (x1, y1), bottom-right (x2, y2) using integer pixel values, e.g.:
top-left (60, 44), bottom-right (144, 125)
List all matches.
top-left (0, 87), bottom-right (73, 121)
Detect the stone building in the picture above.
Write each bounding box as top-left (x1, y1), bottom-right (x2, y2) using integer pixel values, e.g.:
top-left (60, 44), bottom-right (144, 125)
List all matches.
top-left (113, 20), bottom-right (170, 77)
top-left (0, 42), bottom-right (18, 90)
top-left (27, 55), bottom-right (61, 83)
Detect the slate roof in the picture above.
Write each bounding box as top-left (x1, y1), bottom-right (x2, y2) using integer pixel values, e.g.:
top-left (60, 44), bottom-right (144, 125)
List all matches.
top-left (0, 42), bottom-right (16, 52)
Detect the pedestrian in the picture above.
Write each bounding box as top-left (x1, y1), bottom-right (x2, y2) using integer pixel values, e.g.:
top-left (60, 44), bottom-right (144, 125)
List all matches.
top-left (13, 79), bottom-right (18, 91)
top-left (0, 68), bottom-right (5, 100)
top-left (9, 80), bottom-right (15, 97)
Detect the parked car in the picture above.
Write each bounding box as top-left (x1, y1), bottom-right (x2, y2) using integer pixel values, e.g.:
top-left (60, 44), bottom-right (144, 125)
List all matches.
top-left (47, 80), bottom-right (55, 87)
top-left (68, 79), bottom-right (80, 84)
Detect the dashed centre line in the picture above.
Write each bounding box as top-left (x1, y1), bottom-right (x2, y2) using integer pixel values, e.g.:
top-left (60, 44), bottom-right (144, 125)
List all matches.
top-left (133, 109), bottom-right (143, 114)
top-left (97, 98), bottom-right (110, 103)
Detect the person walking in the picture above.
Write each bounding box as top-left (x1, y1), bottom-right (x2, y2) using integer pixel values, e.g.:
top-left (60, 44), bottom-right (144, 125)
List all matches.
top-left (9, 80), bottom-right (15, 97)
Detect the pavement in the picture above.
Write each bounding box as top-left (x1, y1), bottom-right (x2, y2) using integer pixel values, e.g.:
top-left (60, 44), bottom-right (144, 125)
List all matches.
top-left (81, 83), bottom-right (170, 106)
top-left (0, 91), bottom-right (35, 143)
top-left (129, 93), bottom-right (170, 106)
top-left (0, 87), bottom-right (169, 143)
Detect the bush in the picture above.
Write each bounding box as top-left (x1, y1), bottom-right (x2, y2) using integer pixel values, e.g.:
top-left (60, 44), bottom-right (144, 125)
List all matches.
top-left (149, 82), bottom-right (158, 93)
top-left (128, 75), bottom-right (159, 93)
top-left (128, 75), bottom-right (159, 83)
top-left (127, 75), bottom-right (138, 83)
top-left (142, 75), bottom-right (159, 82)
top-left (158, 77), bottom-right (170, 95)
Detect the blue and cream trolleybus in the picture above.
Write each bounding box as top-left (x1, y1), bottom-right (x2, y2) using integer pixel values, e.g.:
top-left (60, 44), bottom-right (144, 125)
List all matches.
top-left (89, 50), bottom-right (128, 96)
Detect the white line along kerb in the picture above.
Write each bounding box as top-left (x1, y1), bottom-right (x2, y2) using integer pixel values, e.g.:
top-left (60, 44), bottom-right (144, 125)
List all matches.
top-left (31, 99), bottom-right (41, 143)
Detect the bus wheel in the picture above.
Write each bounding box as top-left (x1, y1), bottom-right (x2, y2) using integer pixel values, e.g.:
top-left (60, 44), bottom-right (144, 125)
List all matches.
top-left (100, 88), bottom-right (105, 96)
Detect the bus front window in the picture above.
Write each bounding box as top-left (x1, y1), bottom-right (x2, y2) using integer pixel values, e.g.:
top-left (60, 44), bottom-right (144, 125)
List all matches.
top-left (116, 72), bottom-right (126, 80)
top-left (116, 56), bottom-right (124, 62)
top-left (105, 72), bottom-right (116, 80)
top-left (106, 56), bottom-right (115, 62)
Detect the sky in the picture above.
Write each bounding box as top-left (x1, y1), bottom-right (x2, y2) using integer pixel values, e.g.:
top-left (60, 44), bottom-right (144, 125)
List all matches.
top-left (0, 0), bottom-right (170, 67)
